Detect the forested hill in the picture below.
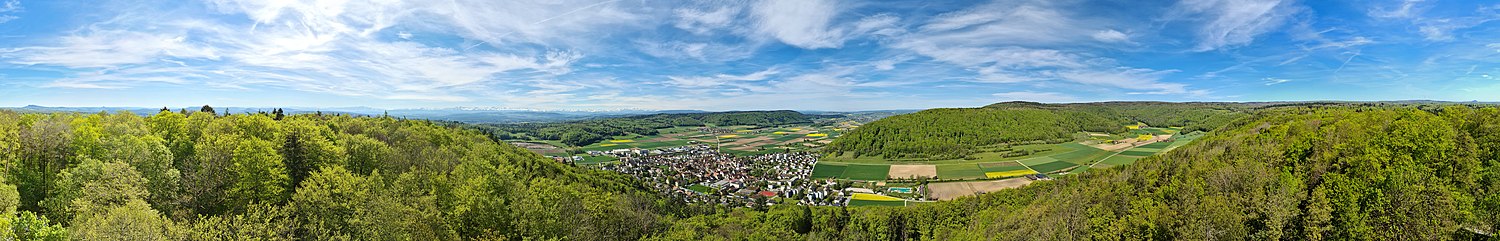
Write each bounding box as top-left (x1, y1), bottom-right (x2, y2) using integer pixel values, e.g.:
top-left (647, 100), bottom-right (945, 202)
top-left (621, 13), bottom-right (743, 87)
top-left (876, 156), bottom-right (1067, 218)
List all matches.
top-left (0, 110), bottom-right (692, 240)
top-left (477, 110), bottom-right (833, 146)
top-left (651, 105), bottom-right (1500, 240)
top-left (826, 102), bottom-right (1250, 159)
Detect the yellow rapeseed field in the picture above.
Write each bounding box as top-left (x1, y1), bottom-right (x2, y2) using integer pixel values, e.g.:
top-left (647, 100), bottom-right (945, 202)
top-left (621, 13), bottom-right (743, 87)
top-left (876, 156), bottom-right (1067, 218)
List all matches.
top-left (984, 169), bottom-right (1038, 178)
top-left (851, 193), bottom-right (904, 201)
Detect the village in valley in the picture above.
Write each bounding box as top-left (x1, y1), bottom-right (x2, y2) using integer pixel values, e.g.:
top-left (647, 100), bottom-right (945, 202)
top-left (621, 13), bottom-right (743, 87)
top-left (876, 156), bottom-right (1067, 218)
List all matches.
top-left (509, 120), bottom-right (1201, 207)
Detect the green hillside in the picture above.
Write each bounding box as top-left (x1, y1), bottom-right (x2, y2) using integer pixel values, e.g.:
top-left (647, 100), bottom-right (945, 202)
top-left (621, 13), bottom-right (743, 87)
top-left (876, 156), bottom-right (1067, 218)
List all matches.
top-left (826, 102), bottom-right (1249, 159)
top-left (477, 110), bottom-right (830, 146)
top-left (0, 110), bottom-right (670, 240)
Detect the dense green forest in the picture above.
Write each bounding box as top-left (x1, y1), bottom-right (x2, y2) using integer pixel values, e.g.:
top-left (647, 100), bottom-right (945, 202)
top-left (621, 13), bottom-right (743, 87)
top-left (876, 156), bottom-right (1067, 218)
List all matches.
top-left (478, 110), bottom-right (828, 146)
top-left (826, 102), bottom-right (1250, 159)
top-left (3, 105), bottom-right (1497, 240)
top-left (0, 110), bottom-right (699, 240)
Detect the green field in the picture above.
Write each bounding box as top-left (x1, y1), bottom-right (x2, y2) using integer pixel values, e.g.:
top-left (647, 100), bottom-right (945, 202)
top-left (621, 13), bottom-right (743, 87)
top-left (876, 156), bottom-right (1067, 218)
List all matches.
top-left (978, 162), bottom-right (1028, 172)
top-left (1049, 143), bottom-right (1111, 164)
top-left (843, 164), bottom-right (892, 181)
top-left (1016, 156), bottom-right (1058, 166)
top-left (810, 163), bottom-right (848, 179)
top-left (815, 140), bottom-right (1133, 180)
top-left (1141, 128), bottom-right (1172, 135)
top-left (811, 130), bottom-right (1200, 181)
top-left (936, 164), bottom-right (986, 179)
top-left (810, 163), bottom-right (892, 180)
top-left (575, 155), bottom-right (619, 165)
top-left (1165, 132), bottom-right (1203, 150)
top-left (1029, 161), bottom-right (1078, 173)
top-left (821, 143), bottom-right (1069, 165)
top-left (1119, 150), bottom-right (1158, 157)
top-left (687, 184), bottom-right (715, 194)
top-left (1100, 155), bottom-right (1142, 165)
top-left (1137, 142), bottom-right (1171, 149)
top-left (1069, 165), bottom-right (1092, 173)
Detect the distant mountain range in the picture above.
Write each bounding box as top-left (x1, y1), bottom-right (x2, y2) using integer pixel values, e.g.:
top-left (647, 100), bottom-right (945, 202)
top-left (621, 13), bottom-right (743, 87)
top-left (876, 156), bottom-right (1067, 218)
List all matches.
top-left (1, 105), bottom-right (923, 124)
top-left (2, 105), bottom-right (713, 124)
top-left (14, 100), bottom-right (1484, 124)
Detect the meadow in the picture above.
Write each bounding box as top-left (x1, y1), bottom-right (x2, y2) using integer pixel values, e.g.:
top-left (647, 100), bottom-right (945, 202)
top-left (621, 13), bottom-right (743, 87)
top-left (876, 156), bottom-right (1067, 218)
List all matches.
top-left (810, 127), bottom-right (1198, 182)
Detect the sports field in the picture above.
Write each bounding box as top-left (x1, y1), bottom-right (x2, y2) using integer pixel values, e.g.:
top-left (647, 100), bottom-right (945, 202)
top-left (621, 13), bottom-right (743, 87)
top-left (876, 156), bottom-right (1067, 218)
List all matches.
top-left (687, 184), bottom-right (715, 194)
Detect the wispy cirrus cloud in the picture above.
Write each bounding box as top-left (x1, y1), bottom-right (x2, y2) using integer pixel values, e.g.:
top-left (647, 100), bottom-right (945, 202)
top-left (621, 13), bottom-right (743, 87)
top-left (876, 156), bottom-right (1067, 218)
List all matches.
top-left (1169, 0), bottom-right (1301, 51)
top-left (0, 0), bottom-right (19, 24)
top-left (750, 0), bottom-right (846, 49)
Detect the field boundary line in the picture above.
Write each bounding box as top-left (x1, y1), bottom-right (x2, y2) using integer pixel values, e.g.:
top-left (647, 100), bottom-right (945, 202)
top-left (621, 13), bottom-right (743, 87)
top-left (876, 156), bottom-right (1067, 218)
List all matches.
top-left (1015, 160), bottom-right (1040, 173)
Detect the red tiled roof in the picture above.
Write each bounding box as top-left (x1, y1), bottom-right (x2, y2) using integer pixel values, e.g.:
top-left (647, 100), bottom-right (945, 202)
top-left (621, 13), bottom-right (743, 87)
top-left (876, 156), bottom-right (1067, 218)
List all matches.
top-left (758, 191), bottom-right (777, 197)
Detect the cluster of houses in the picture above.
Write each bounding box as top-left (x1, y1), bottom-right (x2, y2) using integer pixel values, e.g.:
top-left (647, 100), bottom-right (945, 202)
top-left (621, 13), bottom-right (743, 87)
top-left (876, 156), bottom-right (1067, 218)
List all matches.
top-left (589, 145), bottom-right (856, 207)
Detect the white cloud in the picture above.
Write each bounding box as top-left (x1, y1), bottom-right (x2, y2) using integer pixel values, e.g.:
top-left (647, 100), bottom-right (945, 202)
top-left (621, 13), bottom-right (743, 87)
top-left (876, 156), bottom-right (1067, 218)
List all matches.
top-left (6, 30), bottom-right (220, 68)
top-left (1091, 29), bottom-right (1130, 43)
top-left (667, 67), bottom-right (780, 88)
top-left (636, 40), bottom-right (757, 61)
top-left (1263, 77), bottom-right (1291, 85)
top-left (1368, 0), bottom-right (1426, 19)
top-left (992, 91), bottom-right (1075, 103)
top-left (872, 57), bottom-right (904, 71)
top-left (1169, 0), bottom-right (1299, 51)
top-left (207, 0), bottom-right (643, 47)
top-left (883, 0), bottom-right (1201, 96)
top-left (674, 6), bottom-right (739, 35)
top-left (0, 0), bottom-right (18, 23)
top-left (852, 13), bottom-right (902, 37)
top-left (4, 0), bottom-right (633, 103)
top-left (0, 0), bottom-right (17, 12)
top-left (1054, 68), bottom-right (1190, 95)
top-left (893, 42), bottom-right (1085, 69)
top-left (1419, 25), bottom-right (1450, 41)
top-left (750, 0), bottom-right (846, 49)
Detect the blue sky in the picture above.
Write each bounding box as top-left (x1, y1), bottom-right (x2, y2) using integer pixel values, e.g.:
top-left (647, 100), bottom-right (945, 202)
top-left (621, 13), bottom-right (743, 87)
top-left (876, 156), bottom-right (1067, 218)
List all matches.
top-left (0, 0), bottom-right (1497, 111)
